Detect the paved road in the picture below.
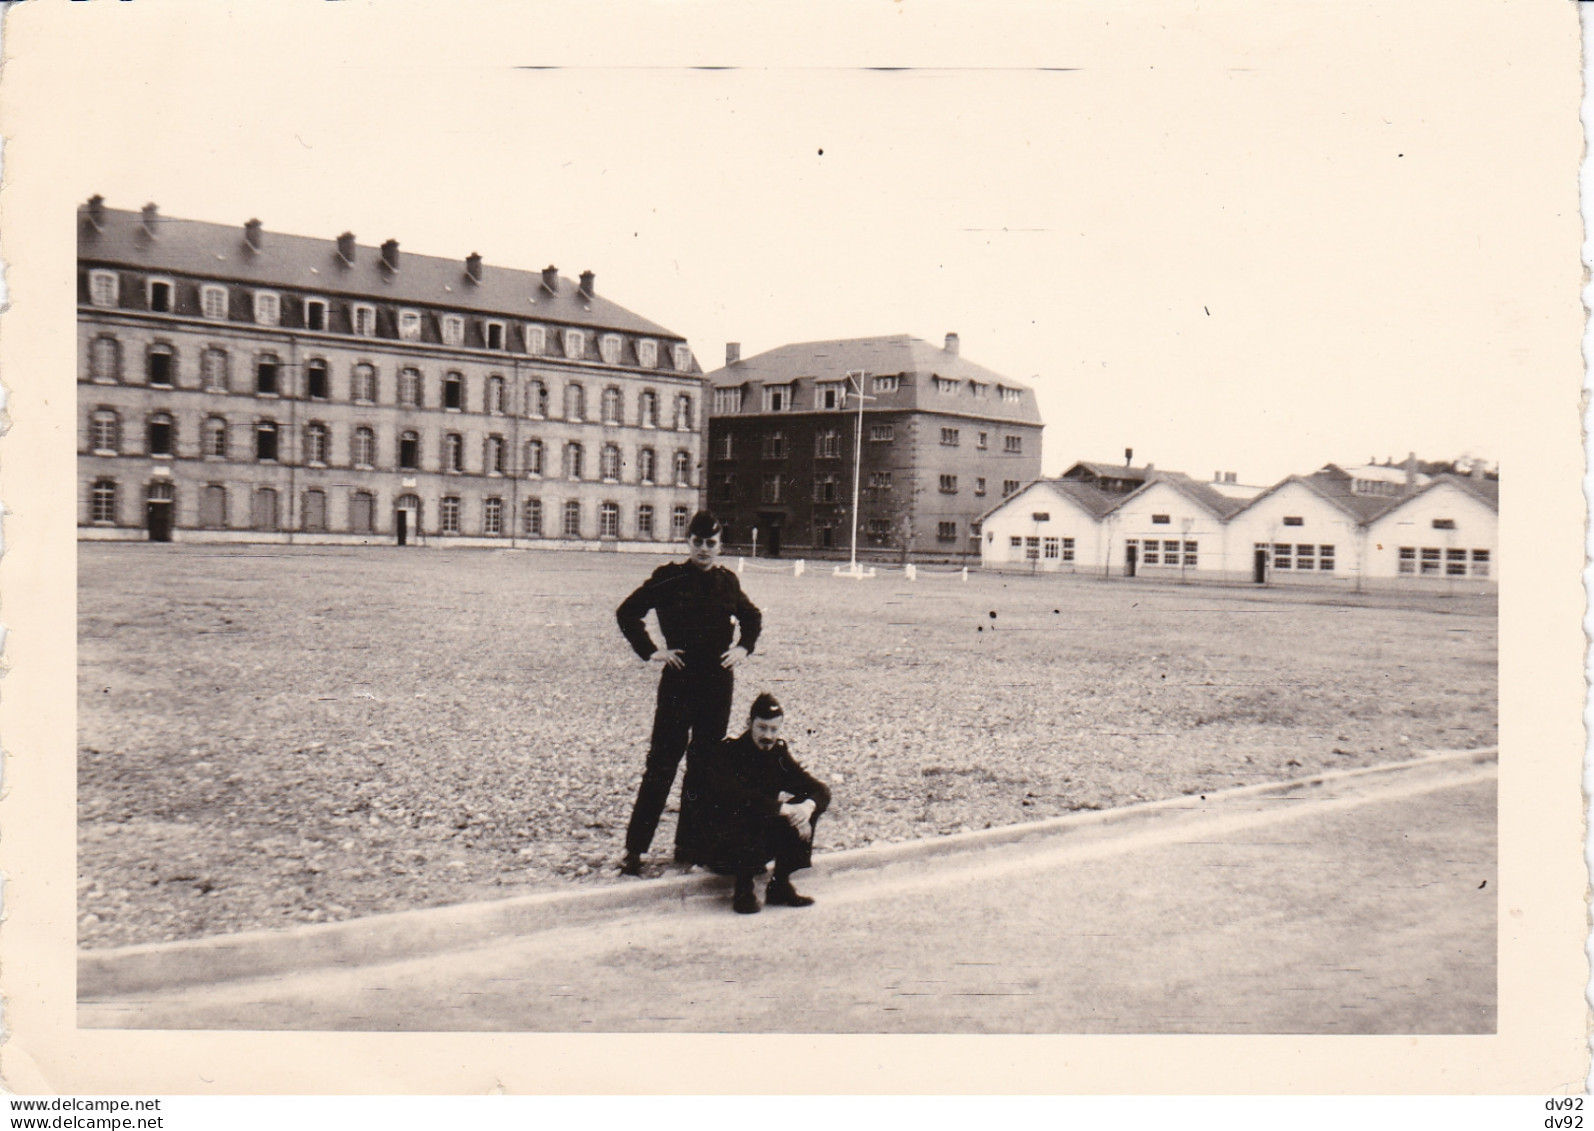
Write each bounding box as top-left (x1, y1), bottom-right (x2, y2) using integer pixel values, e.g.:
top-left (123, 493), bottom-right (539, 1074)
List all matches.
top-left (81, 759), bottom-right (1495, 1034)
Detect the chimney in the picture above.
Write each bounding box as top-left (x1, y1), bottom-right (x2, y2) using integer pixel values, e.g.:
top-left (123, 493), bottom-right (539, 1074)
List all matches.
top-left (86, 194), bottom-right (106, 229)
top-left (380, 239), bottom-right (400, 271)
top-left (140, 202), bottom-right (159, 233)
top-left (1125, 447), bottom-right (1134, 466)
top-left (578, 270), bottom-right (595, 297)
top-left (944, 332), bottom-right (960, 356)
top-left (1471, 460), bottom-right (1486, 481)
top-left (336, 232), bottom-right (356, 263)
top-left (1214, 471), bottom-right (1222, 483)
top-left (466, 252), bottom-right (483, 284)
top-left (541, 265), bottom-right (559, 293)
top-left (726, 342), bottom-right (741, 366)
top-left (1403, 451), bottom-right (1418, 489)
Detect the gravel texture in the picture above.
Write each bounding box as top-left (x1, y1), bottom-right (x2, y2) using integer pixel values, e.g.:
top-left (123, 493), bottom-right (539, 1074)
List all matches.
top-left (78, 544), bottom-right (1497, 948)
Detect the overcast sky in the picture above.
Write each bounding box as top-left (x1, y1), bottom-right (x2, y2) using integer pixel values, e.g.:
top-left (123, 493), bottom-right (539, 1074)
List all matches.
top-left (25, 2), bottom-right (1575, 483)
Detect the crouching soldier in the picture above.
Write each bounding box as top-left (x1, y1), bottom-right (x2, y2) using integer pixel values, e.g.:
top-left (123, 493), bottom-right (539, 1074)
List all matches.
top-left (675, 693), bottom-right (831, 914)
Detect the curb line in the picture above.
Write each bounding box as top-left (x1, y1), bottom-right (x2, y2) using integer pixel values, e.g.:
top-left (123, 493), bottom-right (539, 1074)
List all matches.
top-left (79, 747), bottom-right (1497, 999)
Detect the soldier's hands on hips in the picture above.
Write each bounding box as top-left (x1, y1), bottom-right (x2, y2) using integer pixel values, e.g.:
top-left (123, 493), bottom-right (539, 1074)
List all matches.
top-left (651, 648), bottom-right (686, 669)
top-left (720, 645), bottom-right (749, 669)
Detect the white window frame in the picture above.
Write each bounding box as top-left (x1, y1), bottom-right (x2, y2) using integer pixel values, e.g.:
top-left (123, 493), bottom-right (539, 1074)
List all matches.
top-left (485, 320), bottom-right (507, 351)
top-left (200, 284), bottom-right (229, 321)
top-left (712, 386), bottom-right (743, 415)
top-left (352, 304), bottom-right (378, 337)
top-left (763, 384), bottom-right (791, 412)
top-left (675, 394), bottom-right (693, 431)
top-left (815, 382), bottom-right (844, 410)
top-left (564, 328), bottom-right (586, 360)
top-left (869, 424), bottom-right (894, 442)
top-left (600, 334), bottom-right (623, 365)
top-left (672, 344), bottom-right (692, 371)
top-left (441, 314), bottom-right (465, 346)
top-left (525, 324), bottom-right (547, 354)
top-left (934, 376), bottom-right (958, 395)
top-left (146, 276), bottom-right (175, 313)
top-left (398, 309), bottom-right (423, 341)
top-left (89, 269), bottom-right (120, 308)
top-left (253, 290), bottom-right (281, 327)
top-left (305, 297), bottom-right (329, 332)
top-left (872, 375), bottom-right (899, 394)
top-left (637, 339), bottom-right (658, 368)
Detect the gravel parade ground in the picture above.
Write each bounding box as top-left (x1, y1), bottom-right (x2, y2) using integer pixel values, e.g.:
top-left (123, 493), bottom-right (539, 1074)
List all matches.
top-left (78, 544), bottom-right (1496, 949)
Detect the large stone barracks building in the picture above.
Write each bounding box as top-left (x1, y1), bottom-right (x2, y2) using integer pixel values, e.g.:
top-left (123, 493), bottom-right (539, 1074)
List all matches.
top-left (77, 197), bottom-right (706, 547)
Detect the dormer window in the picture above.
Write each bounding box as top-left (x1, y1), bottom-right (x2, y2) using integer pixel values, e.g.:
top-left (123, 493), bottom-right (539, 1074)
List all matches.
top-left (564, 329), bottom-right (586, 360)
top-left (672, 344), bottom-right (693, 371)
top-left (525, 324), bottom-right (547, 354)
top-left (600, 334), bottom-right (622, 365)
top-left (442, 314), bottom-right (465, 346)
top-left (200, 285), bottom-right (228, 321)
top-left (762, 383), bottom-right (792, 412)
top-left (815, 382), bottom-right (844, 410)
top-left (872, 375), bottom-right (899, 394)
top-left (485, 320), bottom-right (507, 351)
top-left (253, 290), bottom-right (281, 327)
top-left (398, 309), bottom-right (422, 341)
top-left (712, 386), bottom-right (744, 415)
top-left (352, 304), bottom-right (377, 337)
top-left (1000, 386), bottom-right (1023, 404)
top-left (147, 278), bottom-right (174, 313)
top-left (305, 298), bottom-right (328, 332)
top-left (637, 339), bottom-right (658, 368)
top-left (934, 376), bottom-right (958, 395)
top-left (89, 270), bottom-right (120, 308)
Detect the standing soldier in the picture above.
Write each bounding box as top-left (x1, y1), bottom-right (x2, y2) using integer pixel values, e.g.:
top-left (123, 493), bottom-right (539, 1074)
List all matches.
top-left (615, 511), bottom-right (761, 876)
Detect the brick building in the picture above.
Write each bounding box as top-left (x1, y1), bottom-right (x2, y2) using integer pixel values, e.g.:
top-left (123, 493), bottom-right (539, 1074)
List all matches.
top-left (78, 197), bottom-right (705, 547)
top-left (704, 334), bottom-right (1043, 559)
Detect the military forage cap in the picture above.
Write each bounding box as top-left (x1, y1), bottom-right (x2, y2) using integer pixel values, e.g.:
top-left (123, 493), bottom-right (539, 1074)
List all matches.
top-left (750, 692), bottom-right (783, 720)
top-left (687, 510), bottom-right (722, 539)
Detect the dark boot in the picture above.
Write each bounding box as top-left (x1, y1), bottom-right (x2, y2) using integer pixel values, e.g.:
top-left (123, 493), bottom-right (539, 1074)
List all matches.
top-left (732, 873), bottom-right (761, 914)
top-left (765, 874), bottom-right (815, 907)
top-left (619, 852), bottom-right (643, 877)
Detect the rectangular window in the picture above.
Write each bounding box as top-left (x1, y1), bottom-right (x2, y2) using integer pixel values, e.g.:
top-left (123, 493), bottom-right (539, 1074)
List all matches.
top-left (398, 309), bottom-right (422, 341)
top-left (526, 324), bottom-right (547, 354)
top-left (306, 360), bottom-right (329, 400)
top-left (253, 291), bottom-right (281, 326)
top-left (1183, 541), bottom-right (1199, 567)
top-left (89, 270), bottom-right (119, 307)
top-left (762, 473), bottom-right (783, 503)
top-left (867, 518), bottom-right (892, 537)
top-left (869, 424), bottom-right (894, 442)
top-left (523, 499), bottom-right (544, 536)
top-left (1420, 547), bottom-right (1441, 575)
top-left (352, 304), bottom-right (377, 336)
top-left (637, 339), bottom-right (658, 368)
top-left (977, 431), bottom-right (988, 450)
top-left (934, 377), bottom-right (958, 395)
top-left (1000, 387), bottom-right (1023, 404)
top-left (975, 477), bottom-right (988, 497)
top-left (815, 382), bottom-right (844, 410)
top-left (872, 375), bottom-right (899, 394)
top-left (440, 497), bottom-right (461, 535)
top-left (762, 431), bottom-right (786, 459)
top-left (1061, 537), bottom-right (1075, 562)
top-left (1319, 544), bottom-right (1336, 571)
top-left (484, 498), bottom-right (504, 536)
top-left (812, 474), bottom-right (839, 503)
top-left (938, 522), bottom-right (958, 542)
top-left (671, 506), bottom-right (689, 540)
top-left (716, 433), bottom-right (733, 460)
top-left (1003, 480), bottom-right (1019, 496)
top-left (1432, 518), bottom-right (1456, 530)
top-left (442, 315), bottom-right (465, 346)
top-left (565, 329), bottom-right (586, 359)
top-left (1004, 435), bottom-right (1023, 454)
top-left (1025, 537), bottom-right (1041, 561)
top-left (600, 502), bottom-right (620, 539)
top-left (1142, 541), bottom-right (1159, 565)
top-left (1031, 512), bottom-right (1050, 523)
top-left (1283, 516), bottom-right (1304, 526)
top-left (305, 298), bottom-right (328, 332)
top-left (1445, 548), bottom-right (1468, 576)
top-left (147, 278), bottom-right (173, 312)
top-left (637, 505), bottom-right (655, 539)
top-left (672, 344), bottom-right (693, 371)
top-left (1152, 514), bottom-right (1170, 524)
top-left (939, 474), bottom-right (958, 494)
top-left (1043, 537), bottom-right (1060, 560)
top-left (256, 357), bottom-right (279, 395)
top-left (599, 334), bottom-right (621, 364)
top-left (1273, 543), bottom-right (1293, 570)
top-left (1010, 536), bottom-right (1023, 548)
top-left (763, 384), bottom-right (791, 412)
top-left (1471, 549), bottom-right (1490, 577)
top-left (713, 387), bottom-right (744, 415)
top-left (815, 430), bottom-right (840, 459)
top-left (486, 321), bottom-right (507, 351)
top-left (201, 285), bottom-right (228, 321)
top-left (1296, 543), bottom-right (1316, 570)
top-left (1398, 547), bottom-right (1416, 574)
top-left (940, 427), bottom-right (960, 446)
top-left (869, 471), bottom-right (892, 490)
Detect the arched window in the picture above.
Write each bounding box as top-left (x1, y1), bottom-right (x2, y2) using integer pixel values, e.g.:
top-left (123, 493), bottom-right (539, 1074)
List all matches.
top-left (255, 353), bottom-right (280, 395)
top-left (147, 412), bottom-right (175, 457)
top-left (599, 501), bottom-right (620, 539)
top-left (443, 371), bottom-right (464, 410)
top-left (353, 426), bottom-right (376, 468)
top-left (444, 432), bottom-right (464, 473)
top-left (303, 422), bottom-right (330, 465)
top-left (252, 487), bottom-right (279, 531)
top-left (199, 484), bottom-right (227, 529)
top-left (90, 409), bottom-right (120, 455)
top-left (352, 362), bottom-right (377, 403)
top-left (202, 416), bottom-right (228, 458)
top-left (564, 383), bottom-right (585, 422)
top-left (91, 335), bottom-right (121, 382)
top-left (399, 367), bottom-right (422, 407)
top-left (637, 504), bottom-right (655, 539)
top-left (563, 500), bottom-right (582, 537)
top-left (302, 488), bottom-right (328, 532)
top-left (349, 491), bottom-right (375, 534)
top-left (675, 394), bottom-right (694, 431)
top-left (398, 430), bottom-right (419, 470)
top-left (487, 375), bottom-right (506, 414)
top-left (200, 346), bottom-right (228, 393)
top-left (525, 438), bottom-right (544, 477)
top-left (485, 434), bottom-right (505, 475)
top-left (147, 343), bottom-right (176, 387)
top-left (638, 447), bottom-right (657, 485)
top-left (483, 497), bottom-right (504, 536)
top-left (255, 421), bottom-right (279, 462)
top-left (305, 359), bottom-right (330, 400)
top-left (525, 380), bottom-right (547, 418)
top-left (600, 443), bottom-right (621, 482)
top-left (639, 390), bottom-right (659, 428)
top-left (522, 498), bottom-right (543, 536)
top-left (674, 450), bottom-right (692, 487)
top-left (90, 479), bottom-right (118, 524)
top-left (565, 441), bottom-right (584, 481)
top-left (601, 386), bottom-right (622, 424)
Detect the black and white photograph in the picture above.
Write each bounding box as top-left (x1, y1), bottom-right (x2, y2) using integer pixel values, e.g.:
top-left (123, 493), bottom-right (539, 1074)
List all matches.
top-left (0, 0), bottom-right (1586, 1104)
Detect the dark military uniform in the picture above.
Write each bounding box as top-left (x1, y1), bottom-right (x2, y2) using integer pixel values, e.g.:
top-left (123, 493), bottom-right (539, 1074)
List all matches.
top-left (616, 561), bottom-right (762, 857)
top-left (675, 729), bottom-right (831, 875)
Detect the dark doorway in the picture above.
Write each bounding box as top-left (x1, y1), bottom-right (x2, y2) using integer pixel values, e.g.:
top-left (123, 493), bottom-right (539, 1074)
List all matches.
top-left (146, 501), bottom-right (174, 542)
top-left (1253, 547), bottom-right (1268, 584)
top-left (396, 509), bottom-right (409, 546)
top-left (1124, 542), bottom-right (1137, 578)
top-left (757, 513), bottom-right (783, 557)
